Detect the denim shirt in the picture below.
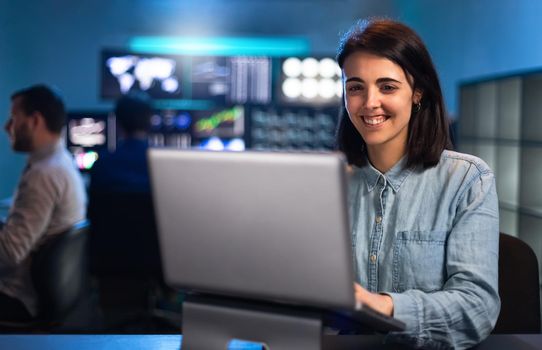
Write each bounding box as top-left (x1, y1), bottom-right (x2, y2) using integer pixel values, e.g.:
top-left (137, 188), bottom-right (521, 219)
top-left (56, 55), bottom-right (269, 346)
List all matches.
top-left (349, 150), bottom-right (500, 349)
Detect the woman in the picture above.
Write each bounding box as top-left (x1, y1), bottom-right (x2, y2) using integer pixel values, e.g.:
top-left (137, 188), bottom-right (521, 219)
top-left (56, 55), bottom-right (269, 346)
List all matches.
top-left (336, 19), bottom-right (500, 349)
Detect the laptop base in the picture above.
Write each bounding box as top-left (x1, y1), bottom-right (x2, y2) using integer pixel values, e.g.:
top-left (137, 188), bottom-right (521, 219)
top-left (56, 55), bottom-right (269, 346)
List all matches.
top-left (182, 296), bottom-right (323, 350)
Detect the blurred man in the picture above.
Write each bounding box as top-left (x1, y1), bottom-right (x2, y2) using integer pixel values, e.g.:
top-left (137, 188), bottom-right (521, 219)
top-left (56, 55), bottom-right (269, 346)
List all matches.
top-left (90, 91), bottom-right (153, 193)
top-left (87, 92), bottom-right (170, 321)
top-left (0, 84), bottom-right (86, 321)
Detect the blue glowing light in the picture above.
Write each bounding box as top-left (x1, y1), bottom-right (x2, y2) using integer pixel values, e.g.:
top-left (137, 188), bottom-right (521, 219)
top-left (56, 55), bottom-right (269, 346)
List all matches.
top-left (175, 112), bottom-right (192, 130)
top-left (129, 37), bottom-right (310, 57)
top-left (153, 99), bottom-right (214, 110)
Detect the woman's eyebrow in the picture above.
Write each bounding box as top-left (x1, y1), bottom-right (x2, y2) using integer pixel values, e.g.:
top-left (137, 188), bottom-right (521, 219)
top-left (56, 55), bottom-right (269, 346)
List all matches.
top-left (345, 77), bottom-right (363, 83)
top-left (376, 77), bottom-right (402, 84)
top-left (344, 77), bottom-right (402, 84)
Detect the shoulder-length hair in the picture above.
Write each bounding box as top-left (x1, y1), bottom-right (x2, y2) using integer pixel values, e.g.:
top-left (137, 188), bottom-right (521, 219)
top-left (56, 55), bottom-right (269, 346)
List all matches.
top-left (335, 19), bottom-right (452, 169)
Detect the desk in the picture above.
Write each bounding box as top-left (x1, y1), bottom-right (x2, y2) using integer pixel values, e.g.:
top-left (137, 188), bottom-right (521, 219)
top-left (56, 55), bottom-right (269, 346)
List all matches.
top-left (0, 334), bottom-right (540, 350)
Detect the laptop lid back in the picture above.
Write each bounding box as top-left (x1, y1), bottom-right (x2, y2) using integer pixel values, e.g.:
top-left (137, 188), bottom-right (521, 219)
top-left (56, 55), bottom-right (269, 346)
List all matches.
top-left (148, 149), bottom-right (355, 310)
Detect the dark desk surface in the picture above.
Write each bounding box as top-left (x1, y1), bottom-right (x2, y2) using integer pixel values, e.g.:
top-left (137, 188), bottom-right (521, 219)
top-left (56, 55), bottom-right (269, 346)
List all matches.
top-left (0, 334), bottom-right (541, 350)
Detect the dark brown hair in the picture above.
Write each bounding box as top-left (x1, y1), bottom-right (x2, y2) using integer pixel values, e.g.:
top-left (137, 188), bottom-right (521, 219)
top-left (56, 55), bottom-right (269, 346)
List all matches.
top-left (335, 19), bottom-right (452, 168)
top-left (115, 91), bottom-right (153, 135)
top-left (11, 84), bottom-right (66, 134)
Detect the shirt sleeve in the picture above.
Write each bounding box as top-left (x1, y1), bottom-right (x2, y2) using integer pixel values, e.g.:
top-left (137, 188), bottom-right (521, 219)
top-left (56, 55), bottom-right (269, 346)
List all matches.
top-left (0, 168), bottom-right (61, 269)
top-left (385, 170), bottom-right (501, 349)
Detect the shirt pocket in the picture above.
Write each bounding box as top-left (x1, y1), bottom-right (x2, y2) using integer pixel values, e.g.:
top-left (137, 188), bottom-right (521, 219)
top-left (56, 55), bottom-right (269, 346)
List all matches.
top-left (392, 230), bottom-right (448, 293)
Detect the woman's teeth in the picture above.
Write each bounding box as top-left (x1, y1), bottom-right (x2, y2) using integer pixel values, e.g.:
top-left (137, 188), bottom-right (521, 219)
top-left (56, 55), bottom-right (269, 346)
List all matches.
top-left (363, 116), bottom-right (387, 125)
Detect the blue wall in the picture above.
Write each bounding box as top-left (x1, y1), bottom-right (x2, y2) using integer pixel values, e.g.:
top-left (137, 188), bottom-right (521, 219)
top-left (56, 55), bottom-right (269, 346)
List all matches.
top-left (0, 4), bottom-right (26, 197)
top-left (396, 0), bottom-right (542, 117)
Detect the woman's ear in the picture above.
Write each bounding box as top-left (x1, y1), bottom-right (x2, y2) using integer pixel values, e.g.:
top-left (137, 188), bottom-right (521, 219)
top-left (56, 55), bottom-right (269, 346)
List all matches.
top-left (413, 89), bottom-right (423, 104)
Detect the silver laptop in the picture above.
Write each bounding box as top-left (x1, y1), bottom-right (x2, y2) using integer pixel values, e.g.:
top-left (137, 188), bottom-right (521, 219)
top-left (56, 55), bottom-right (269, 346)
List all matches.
top-left (148, 149), bottom-right (404, 331)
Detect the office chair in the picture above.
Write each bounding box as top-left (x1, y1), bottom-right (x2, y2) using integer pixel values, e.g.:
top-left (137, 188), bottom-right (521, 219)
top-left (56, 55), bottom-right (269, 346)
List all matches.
top-left (87, 190), bottom-right (180, 332)
top-left (0, 220), bottom-right (93, 332)
top-left (493, 232), bottom-right (541, 334)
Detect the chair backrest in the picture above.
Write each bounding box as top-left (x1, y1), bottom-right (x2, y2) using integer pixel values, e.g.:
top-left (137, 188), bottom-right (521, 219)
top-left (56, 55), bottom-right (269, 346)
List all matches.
top-left (493, 233), bottom-right (541, 333)
top-left (31, 220), bottom-right (90, 322)
top-left (87, 190), bottom-right (162, 279)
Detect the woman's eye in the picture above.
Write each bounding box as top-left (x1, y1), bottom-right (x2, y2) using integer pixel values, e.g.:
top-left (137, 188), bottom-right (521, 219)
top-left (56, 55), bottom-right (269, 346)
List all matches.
top-left (381, 84), bottom-right (397, 92)
top-left (347, 85), bottom-right (363, 92)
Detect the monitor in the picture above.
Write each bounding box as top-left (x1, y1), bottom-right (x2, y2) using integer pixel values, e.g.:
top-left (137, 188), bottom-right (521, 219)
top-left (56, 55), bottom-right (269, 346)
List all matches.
top-left (190, 56), bottom-right (271, 104)
top-left (192, 106), bottom-right (245, 139)
top-left (101, 50), bottom-right (272, 104)
top-left (148, 109), bottom-right (192, 148)
top-left (278, 56), bottom-right (342, 105)
top-left (101, 50), bottom-right (184, 100)
top-left (246, 105), bottom-right (339, 151)
top-left (66, 111), bottom-right (113, 170)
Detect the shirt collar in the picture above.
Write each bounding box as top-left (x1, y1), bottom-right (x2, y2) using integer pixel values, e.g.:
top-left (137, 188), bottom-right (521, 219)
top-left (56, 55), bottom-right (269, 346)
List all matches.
top-left (359, 155), bottom-right (413, 193)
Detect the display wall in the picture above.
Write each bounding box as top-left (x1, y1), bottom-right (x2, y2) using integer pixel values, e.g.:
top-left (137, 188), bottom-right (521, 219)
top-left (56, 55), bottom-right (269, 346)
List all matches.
top-left (458, 72), bottom-right (542, 279)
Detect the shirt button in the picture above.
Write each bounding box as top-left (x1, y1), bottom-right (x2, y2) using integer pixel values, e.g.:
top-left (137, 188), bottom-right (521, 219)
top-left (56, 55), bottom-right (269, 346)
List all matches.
top-left (370, 254), bottom-right (377, 263)
top-left (375, 216), bottom-right (382, 224)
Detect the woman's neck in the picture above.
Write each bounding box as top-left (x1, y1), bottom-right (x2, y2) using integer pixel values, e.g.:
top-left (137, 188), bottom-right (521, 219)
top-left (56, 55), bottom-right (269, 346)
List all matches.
top-left (367, 142), bottom-right (407, 173)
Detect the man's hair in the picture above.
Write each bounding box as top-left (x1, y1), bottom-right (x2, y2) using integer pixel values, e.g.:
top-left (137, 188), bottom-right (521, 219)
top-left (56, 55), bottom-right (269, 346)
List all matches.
top-left (114, 92), bottom-right (153, 134)
top-left (11, 84), bottom-right (66, 134)
top-left (335, 18), bottom-right (452, 169)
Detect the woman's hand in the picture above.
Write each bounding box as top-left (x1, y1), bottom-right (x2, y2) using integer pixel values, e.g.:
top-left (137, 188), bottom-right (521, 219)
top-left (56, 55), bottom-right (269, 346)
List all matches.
top-left (354, 282), bottom-right (394, 316)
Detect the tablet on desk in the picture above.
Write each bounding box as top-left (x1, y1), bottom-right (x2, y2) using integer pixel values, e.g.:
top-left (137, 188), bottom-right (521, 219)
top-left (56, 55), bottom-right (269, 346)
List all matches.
top-left (148, 149), bottom-right (404, 333)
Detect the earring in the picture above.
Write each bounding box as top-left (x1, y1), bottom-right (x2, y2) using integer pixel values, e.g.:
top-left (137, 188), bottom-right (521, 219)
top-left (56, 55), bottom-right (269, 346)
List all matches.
top-left (413, 101), bottom-right (421, 113)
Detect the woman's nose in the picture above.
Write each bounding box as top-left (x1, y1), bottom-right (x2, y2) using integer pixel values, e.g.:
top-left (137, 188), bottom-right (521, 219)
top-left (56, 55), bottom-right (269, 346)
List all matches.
top-left (364, 88), bottom-right (381, 109)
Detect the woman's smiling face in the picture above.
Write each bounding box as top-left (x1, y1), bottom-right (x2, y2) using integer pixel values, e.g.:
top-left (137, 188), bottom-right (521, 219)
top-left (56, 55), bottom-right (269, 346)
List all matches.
top-left (342, 51), bottom-right (421, 155)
